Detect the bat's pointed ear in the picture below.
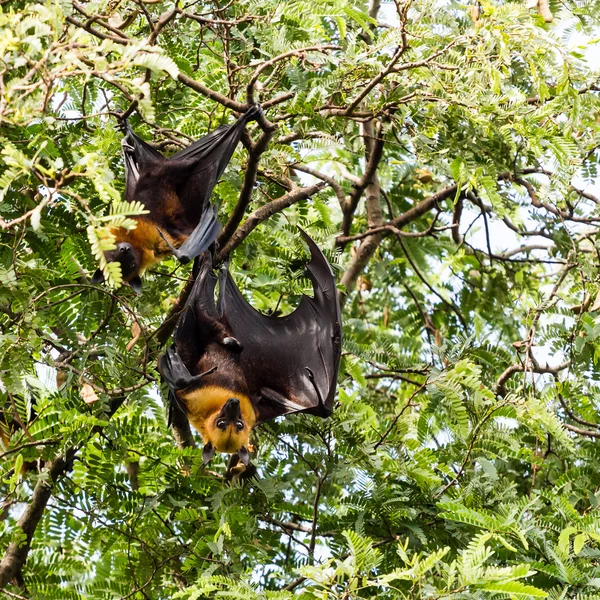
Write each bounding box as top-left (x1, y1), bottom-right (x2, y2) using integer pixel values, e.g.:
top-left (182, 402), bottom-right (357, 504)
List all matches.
top-left (238, 446), bottom-right (250, 466)
top-left (202, 442), bottom-right (215, 465)
top-left (91, 269), bottom-right (105, 284)
top-left (129, 275), bottom-right (142, 295)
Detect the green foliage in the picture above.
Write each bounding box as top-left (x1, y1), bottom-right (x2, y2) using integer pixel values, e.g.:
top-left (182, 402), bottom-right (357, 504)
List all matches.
top-left (3, 0), bottom-right (600, 598)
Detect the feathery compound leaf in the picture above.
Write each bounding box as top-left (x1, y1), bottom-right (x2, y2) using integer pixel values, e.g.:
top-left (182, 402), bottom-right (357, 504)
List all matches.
top-left (481, 580), bottom-right (548, 598)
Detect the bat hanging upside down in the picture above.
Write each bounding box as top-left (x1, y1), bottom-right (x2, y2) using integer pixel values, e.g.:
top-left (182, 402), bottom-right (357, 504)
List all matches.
top-left (159, 229), bottom-right (343, 472)
top-left (92, 105), bottom-right (263, 293)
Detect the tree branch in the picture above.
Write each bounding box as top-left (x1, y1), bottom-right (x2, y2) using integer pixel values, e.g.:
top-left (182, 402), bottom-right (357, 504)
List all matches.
top-left (341, 120), bottom-right (385, 237)
top-left (218, 128), bottom-right (275, 248)
top-left (292, 164), bottom-right (346, 210)
top-left (0, 450), bottom-right (76, 588)
top-left (218, 181), bottom-right (327, 259)
top-left (246, 45), bottom-right (339, 104)
top-left (176, 73), bottom-right (246, 112)
top-left (494, 361), bottom-right (571, 396)
top-left (339, 183), bottom-right (460, 302)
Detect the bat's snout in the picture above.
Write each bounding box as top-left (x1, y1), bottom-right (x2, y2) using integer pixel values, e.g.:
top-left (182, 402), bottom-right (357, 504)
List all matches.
top-left (116, 242), bottom-right (135, 264)
top-left (224, 397), bottom-right (241, 421)
top-left (215, 397), bottom-right (245, 436)
top-left (118, 243), bottom-right (132, 255)
top-left (106, 243), bottom-right (139, 280)
top-left (215, 397), bottom-right (242, 425)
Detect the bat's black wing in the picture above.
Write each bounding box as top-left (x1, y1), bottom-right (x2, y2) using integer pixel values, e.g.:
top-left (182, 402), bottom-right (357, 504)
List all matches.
top-left (188, 229), bottom-right (342, 425)
top-left (159, 306), bottom-right (217, 425)
top-left (164, 105), bottom-right (263, 262)
top-left (121, 122), bottom-right (165, 202)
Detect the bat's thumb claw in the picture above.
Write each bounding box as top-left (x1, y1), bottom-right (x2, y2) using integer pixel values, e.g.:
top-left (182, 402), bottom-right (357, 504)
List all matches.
top-left (115, 115), bottom-right (130, 134)
top-left (222, 337), bottom-right (243, 353)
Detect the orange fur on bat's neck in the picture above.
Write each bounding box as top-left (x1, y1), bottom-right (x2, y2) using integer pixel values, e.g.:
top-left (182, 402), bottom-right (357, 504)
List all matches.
top-left (179, 385), bottom-right (257, 453)
top-left (110, 218), bottom-right (184, 273)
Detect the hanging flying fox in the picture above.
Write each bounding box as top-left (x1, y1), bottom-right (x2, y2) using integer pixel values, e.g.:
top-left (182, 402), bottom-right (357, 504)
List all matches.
top-left (91, 105), bottom-right (263, 293)
top-left (159, 229), bottom-right (342, 470)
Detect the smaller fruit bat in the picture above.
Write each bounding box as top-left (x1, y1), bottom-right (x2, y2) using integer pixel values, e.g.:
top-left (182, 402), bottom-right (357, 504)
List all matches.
top-left (159, 229), bottom-right (342, 470)
top-left (92, 105), bottom-right (263, 293)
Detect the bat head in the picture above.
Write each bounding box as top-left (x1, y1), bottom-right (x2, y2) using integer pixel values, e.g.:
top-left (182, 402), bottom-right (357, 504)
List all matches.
top-left (206, 397), bottom-right (252, 456)
top-left (181, 386), bottom-right (256, 463)
top-left (91, 242), bottom-right (144, 294)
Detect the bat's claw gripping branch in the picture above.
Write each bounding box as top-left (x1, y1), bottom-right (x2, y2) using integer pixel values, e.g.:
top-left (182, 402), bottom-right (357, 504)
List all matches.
top-left (116, 114), bottom-right (134, 135)
top-left (244, 104), bottom-right (264, 122)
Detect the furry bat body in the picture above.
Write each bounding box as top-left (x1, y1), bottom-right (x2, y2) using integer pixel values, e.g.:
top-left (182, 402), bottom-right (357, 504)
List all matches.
top-left (92, 106), bottom-right (263, 293)
top-left (159, 229), bottom-right (342, 470)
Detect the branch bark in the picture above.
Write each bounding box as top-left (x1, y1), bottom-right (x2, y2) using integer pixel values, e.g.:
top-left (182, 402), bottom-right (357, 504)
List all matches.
top-left (176, 73), bottom-right (246, 112)
top-left (218, 128), bottom-right (275, 248)
top-left (340, 120), bottom-right (385, 237)
top-left (218, 181), bottom-right (327, 259)
top-left (246, 45), bottom-right (339, 104)
top-left (340, 183), bottom-right (460, 302)
top-left (0, 450), bottom-right (76, 588)
top-left (494, 361), bottom-right (571, 397)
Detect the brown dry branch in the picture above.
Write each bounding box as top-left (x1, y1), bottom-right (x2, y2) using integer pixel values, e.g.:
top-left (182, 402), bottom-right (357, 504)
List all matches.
top-left (339, 183), bottom-right (461, 299)
top-left (495, 360), bottom-right (571, 397)
top-left (340, 120), bottom-right (385, 237)
top-left (337, 220), bottom-right (453, 243)
top-left (147, 8), bottom-right (177, 44)
top-left (176, 73), bottom-right (246, 112)
top-left (515, 177), bottom-right (600, 224)
top-left (556, 392), bottom-right (600, 432)
top-left (522, 258), bottom-right (575, 382)
top-left (292, 164), bottom-right (347, 210)
top-left (72, 1), bottom-right (132, 40)
top-left (218, 126), bottom-right (276, 247)
top-left (246, 45), bottom-right (339, 105)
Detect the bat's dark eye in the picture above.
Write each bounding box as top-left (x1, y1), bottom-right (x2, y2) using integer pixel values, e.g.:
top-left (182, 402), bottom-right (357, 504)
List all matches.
top-left (216, 419), bottom-right (227, 429)
top-left (235, 420), bottom-right (244, 430)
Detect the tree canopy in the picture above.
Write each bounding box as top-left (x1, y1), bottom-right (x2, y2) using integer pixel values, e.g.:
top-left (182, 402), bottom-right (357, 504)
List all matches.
top-left (2, 0), bottom-right (600, 597)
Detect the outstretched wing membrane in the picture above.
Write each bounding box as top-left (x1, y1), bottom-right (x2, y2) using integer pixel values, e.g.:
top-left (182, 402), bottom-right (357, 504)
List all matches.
top-left (187, 228), bottom-right (342, 425)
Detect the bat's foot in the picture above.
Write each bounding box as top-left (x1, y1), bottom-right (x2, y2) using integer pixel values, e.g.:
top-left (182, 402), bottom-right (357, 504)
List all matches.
top-left (245, 104), bottom-right (263, 122)
top-left (222, 337), bottom-right (243, 353)
top-left (156, 227), bottom-right (184, 262)
top-left (225, 452), bottom-right (257, 484)
top-left (116, 116), bottom-right (130, 134)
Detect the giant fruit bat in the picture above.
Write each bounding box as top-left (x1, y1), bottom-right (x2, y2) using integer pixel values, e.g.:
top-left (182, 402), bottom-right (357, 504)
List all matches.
top-left (159, 229), bottom-right (342, 468)
top-left (92, 105), bottom-right (263, 293)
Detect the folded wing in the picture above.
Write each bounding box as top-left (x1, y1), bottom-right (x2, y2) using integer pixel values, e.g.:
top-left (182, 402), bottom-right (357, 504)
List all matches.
top-left (121, 106), bottom-right (263, 262)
